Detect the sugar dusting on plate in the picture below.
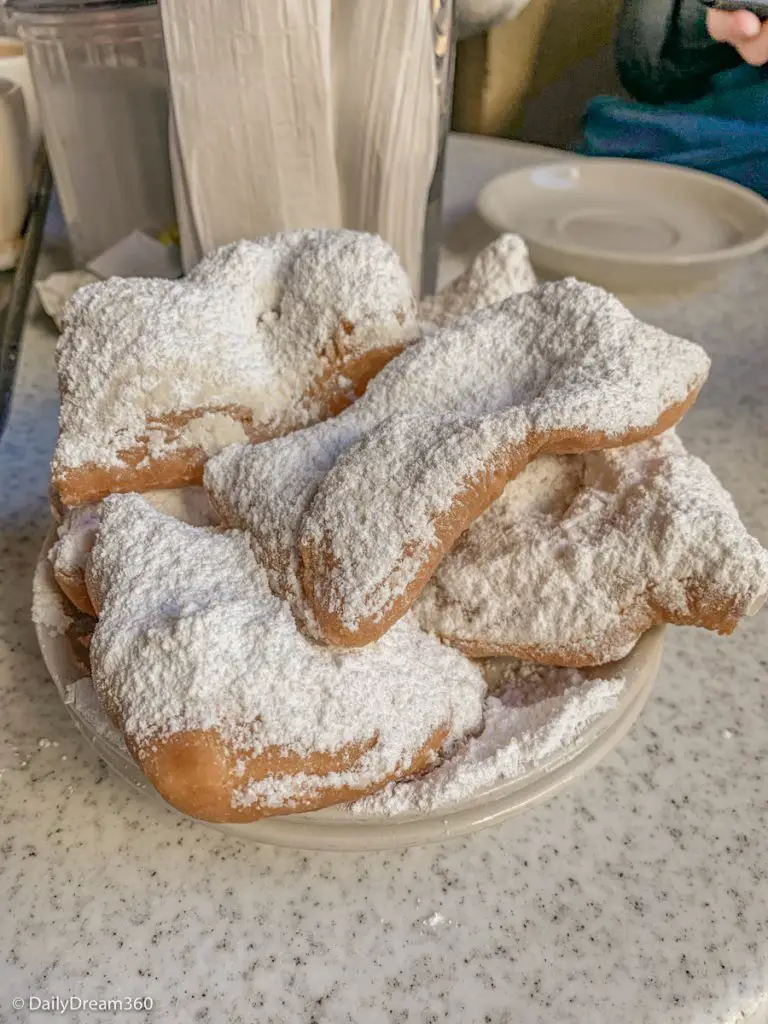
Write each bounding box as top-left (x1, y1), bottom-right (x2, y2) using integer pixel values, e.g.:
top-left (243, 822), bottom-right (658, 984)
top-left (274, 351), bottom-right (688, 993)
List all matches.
top-left (32, 554), bottom-right (73, 636)
top-left (351, 659), bottom-right (627, 816)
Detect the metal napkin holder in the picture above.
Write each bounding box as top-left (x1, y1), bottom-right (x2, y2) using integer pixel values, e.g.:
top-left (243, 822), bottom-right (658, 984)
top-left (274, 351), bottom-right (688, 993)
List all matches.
top-left (0, 142), bottom-right (53, 440)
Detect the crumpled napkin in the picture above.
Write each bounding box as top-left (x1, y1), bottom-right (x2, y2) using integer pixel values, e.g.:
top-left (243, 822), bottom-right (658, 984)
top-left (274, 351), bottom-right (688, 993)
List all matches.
top-left (36, 228), bottom-right (182, 329)
top-left (35, 271), bottom-right (98, 330)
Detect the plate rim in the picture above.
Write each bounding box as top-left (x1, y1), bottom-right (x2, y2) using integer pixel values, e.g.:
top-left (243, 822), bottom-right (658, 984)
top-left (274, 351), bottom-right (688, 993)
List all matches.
top-left (477, 156), bottom-right (768, 269)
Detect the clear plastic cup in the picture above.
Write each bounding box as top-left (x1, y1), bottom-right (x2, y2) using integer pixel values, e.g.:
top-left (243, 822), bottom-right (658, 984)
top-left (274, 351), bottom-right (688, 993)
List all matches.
top-left (8, 0), bottom-right (175, 263)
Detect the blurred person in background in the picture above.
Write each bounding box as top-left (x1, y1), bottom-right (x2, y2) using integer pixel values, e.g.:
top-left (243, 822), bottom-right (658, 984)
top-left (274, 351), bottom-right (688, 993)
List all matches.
top-left (584, 0), bottom-right (768, 195)
top-left (616, 0), bottom-right (768, 103)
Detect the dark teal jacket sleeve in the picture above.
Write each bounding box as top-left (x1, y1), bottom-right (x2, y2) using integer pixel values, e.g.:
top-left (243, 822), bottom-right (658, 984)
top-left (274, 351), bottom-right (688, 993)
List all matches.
top-left (616, 0), bottom-right (743, 103)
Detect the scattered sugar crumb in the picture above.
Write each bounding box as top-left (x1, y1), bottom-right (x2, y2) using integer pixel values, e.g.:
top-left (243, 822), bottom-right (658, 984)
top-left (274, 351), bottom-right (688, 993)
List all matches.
top-left (421, 912), bottom-right (450, 931)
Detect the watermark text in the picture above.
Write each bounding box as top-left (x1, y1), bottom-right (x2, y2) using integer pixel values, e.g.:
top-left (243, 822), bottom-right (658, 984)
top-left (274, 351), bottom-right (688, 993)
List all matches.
top-left (12, 996), bottom-right (153, 1014)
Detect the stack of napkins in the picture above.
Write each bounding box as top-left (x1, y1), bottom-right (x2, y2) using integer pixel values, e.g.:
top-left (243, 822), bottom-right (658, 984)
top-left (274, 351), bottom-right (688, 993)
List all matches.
top-left (160, 0), bottom-right (440, 292)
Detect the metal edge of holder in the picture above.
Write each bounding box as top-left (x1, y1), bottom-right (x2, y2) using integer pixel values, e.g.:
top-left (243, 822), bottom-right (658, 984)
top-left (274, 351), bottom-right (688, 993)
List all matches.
top-left (0, 142), bottom-right (53, 441)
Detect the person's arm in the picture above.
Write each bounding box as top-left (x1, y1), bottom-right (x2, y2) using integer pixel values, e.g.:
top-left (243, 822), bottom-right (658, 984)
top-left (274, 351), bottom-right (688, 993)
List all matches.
top-left (616, 0), bottom-right (742, 103)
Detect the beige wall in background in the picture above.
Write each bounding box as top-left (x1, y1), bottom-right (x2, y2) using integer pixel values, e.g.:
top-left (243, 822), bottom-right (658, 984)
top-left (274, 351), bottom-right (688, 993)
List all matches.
top-left (452, 0), bottom-right (623, 147)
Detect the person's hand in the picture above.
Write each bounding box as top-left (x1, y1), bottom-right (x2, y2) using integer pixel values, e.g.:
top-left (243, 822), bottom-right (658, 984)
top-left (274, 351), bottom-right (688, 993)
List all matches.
top-left (707, 8), bottom-right (768, 65)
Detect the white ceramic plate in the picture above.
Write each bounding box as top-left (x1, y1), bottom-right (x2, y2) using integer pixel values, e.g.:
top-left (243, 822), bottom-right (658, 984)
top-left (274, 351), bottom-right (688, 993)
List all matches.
top-left (34, 529), bottom-right (665, 851)
top-left (477, 158), bottom-right (768, 293)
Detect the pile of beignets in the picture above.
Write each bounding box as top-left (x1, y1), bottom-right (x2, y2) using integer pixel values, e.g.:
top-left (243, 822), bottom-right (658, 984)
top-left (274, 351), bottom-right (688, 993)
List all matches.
top-left (44, 230), bottom-right (768, 823)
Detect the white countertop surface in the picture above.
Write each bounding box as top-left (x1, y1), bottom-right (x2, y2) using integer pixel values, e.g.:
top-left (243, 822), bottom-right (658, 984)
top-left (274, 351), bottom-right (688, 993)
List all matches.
top-left (1, 135), bottom-right (767, 1024)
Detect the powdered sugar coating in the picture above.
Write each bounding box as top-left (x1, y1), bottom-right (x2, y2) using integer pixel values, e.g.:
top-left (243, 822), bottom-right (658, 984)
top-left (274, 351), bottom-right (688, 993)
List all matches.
top-left (50, 486), bottom-right (217, 581)
top-left (353, 278), bottom-right (707, 437)
top-left (87, 496), bottom-right (484, 804)
top-left (416, 432), bottom-right (768, 663)
top-left (206, 419), bottom-right (354, 629)
top-left (207, 279), bottom-right (709, 640)
top-left (303, 411), bottom-right (529, 630)
top-left (303, 280), bottom-right (710, 635)
top-left (54, 230), bottom-right (418, 477)
top-left (353, 660), bottom-right (626, 815)
top-left (418, 233), bottom-right (536, 327)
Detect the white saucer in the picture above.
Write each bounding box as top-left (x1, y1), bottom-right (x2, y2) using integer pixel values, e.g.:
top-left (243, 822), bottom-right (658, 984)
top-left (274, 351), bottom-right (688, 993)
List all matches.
top-left (477, 158), bottom-right (768, 293)
top-left (34, 528), bottom-right (665, 851)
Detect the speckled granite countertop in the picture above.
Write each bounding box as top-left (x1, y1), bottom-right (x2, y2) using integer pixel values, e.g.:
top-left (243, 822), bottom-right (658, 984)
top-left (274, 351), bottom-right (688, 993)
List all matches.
top-left (1, 137), bottom-right (767, 1024)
